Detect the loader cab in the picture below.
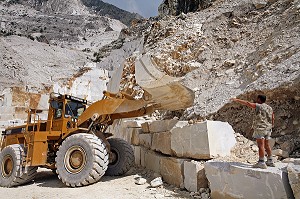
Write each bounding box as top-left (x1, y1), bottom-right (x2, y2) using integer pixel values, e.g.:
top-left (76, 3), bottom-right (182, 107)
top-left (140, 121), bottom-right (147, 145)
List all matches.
top-left (64, 98), bottom-right (86, 119)
top-left (47, 94), bottom-right (87, 132)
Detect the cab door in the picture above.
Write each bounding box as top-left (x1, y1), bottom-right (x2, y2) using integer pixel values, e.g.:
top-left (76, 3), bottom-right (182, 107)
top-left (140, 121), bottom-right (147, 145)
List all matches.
top-left (48, 100), bottom-right (65, 132)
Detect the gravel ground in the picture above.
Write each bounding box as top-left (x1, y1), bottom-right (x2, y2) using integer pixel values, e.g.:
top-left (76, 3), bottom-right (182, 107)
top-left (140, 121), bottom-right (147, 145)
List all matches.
top-left (0, 168), bottom-right (191, 199)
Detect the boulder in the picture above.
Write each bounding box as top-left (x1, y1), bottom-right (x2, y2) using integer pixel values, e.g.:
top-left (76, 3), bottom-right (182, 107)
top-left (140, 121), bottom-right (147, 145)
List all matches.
top-left (280, 141), bottom-right (294, 154)
top-left (184, 160), bottom-right (208, 192)
top-left (139, 133), bottom-right (152, 149)
top-left (287, 162), bottom-right (300, 199)
top-left (109, 119), bottom-right (144, 141)
top-left (135, 177), bottom-right (147, 185)
top-left (151, 131), bottom-right (172, 155)
top-left (141, 119), bottom-right (178, 133)
top-left (273, 149), bottom-right (289, 158)
top-left (134, 146), bottom-right (141, 166)
top-left (205, 161), bottom-right (294, 199)
top-left (282, 158), bottom-right (300, 165)
top-left (160, 157), bottom-right (187, 187)
top-left (150, 177), bottom-right (163, 187)
top-left (144, 150), bottom-right (162, 174)
top-left (109, 120), bottom-right (127, 140)
top-left (140, 147), bottom-right (146, 167)
top-left (171, 120), bottom-right (236, 159)
top-left (135, 55), bottom-right (194, 111)
top-left (122, 119), bottom-right (144, 128)
top-left (131, 128), bottom-right (141, 146)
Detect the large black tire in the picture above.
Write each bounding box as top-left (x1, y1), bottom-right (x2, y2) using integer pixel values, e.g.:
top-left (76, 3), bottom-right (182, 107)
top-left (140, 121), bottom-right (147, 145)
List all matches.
top-left (106, 138), bottom-right (134, 176)
top-left (55, 133), bottom-right (109, 187)
top-left (0, 144), bottom-right (37, 187)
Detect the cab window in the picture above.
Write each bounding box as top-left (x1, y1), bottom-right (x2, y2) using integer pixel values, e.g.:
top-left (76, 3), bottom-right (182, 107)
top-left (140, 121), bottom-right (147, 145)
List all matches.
top-left (65, 101), bottom-right (85, 118)
top-left (53, 102), bottom-right (63, 119)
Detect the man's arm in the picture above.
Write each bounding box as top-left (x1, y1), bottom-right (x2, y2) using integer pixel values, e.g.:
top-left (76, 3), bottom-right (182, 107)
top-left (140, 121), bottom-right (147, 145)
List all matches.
top-left (230, 98), bottom-right (256, 109)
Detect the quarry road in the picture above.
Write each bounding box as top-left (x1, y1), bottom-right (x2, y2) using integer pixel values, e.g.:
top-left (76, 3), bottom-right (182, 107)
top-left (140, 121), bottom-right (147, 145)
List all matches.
top-left (0, 168), bottom-right (190, 199)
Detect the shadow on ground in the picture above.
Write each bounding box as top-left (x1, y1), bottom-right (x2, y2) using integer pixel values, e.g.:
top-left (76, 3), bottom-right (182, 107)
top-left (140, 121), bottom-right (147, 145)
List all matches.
top-left (34, 169), bottom-right (134, 188)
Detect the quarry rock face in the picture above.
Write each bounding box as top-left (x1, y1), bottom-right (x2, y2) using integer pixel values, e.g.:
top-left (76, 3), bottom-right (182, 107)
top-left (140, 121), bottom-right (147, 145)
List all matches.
top-left (53, 66), bottom-right (110, 102)
top-left (144, 0), bottom-right (300, 140)
top-left (0, 65), bottom-right (109, 131)
top-left (205, 161), bottom-right (294, 199)
top-left (0, 87), bottom-right (50, 130)
top-left (170, 120), bottom-right (236, 159)
top-left (158, 0), bottom-right (213, 16)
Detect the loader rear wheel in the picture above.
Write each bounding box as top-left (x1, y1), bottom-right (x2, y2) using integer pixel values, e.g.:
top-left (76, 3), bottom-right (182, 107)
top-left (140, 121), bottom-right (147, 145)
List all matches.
top-left (55, 133), bottom-right (109, 187)
top-left (106, 138), bottom-right (134, 176)
top-left (0, 144), bottom-right (37, 187)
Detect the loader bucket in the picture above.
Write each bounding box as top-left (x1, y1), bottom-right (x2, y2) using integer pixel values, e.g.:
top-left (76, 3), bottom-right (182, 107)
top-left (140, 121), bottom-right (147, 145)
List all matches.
top-left (135, 55), bottom-right (195, 111)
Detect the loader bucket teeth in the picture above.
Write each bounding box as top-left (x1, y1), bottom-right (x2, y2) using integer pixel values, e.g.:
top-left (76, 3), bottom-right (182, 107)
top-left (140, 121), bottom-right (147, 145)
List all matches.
top-left (135, 55), bottom-right (195, 111)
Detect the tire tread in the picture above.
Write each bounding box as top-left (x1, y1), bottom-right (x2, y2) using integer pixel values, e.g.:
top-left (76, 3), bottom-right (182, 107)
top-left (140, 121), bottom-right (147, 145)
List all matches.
top-left (106, 138), bottom-right (134, 176)
top-left (0, 144), bottom-right (37, 187)
top-left (55, 133), bottom-right (108, 187)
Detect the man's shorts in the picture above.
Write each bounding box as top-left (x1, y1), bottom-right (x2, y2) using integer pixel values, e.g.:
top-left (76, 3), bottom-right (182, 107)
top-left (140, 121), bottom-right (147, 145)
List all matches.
top-left (253, 129), bottom-right (272, 140)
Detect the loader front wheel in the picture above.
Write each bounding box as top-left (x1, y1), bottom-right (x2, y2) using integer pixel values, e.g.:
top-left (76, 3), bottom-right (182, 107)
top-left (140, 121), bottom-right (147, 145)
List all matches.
top-left (106, 138), bottom-right (134, 176)
top-left (55, 133), bottom-right (109, 187)
top-left (0, 144), bottom-right (37, 187)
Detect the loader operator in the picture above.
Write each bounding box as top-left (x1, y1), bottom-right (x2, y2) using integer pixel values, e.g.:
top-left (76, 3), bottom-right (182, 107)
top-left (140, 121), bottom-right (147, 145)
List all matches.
top-left (231, 94), bottom-right (275, 169)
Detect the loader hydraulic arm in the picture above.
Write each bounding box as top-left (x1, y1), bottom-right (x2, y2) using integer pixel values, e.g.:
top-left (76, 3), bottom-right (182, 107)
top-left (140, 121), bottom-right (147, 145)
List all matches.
top-left (77, 91), bottom-right (154, 127)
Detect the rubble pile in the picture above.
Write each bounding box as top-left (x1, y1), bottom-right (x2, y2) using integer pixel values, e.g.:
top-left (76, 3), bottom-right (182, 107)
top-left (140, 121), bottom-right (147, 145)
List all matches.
top-left (119, 55), bottom-right (143, 98)
top-left (143, 15), bottom-right (204, 77)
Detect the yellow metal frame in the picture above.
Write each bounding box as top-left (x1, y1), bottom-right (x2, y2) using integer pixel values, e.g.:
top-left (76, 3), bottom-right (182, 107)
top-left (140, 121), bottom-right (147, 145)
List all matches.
top-left (0, 92), bottom-right (155, 169)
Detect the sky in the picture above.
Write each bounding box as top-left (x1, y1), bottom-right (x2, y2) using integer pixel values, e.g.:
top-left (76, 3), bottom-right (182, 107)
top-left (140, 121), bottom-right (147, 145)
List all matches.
top-left (102, 0), bottom-right (163, 18)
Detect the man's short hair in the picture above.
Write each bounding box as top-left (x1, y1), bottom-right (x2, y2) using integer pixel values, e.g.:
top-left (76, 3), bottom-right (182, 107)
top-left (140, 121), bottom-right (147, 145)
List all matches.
top-left (257, 94), bottom-right (266, 103)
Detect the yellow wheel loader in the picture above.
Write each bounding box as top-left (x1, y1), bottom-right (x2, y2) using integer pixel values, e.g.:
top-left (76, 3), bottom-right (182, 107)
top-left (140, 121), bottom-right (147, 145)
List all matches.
top-left (0, 55), bottom-right (194, 187)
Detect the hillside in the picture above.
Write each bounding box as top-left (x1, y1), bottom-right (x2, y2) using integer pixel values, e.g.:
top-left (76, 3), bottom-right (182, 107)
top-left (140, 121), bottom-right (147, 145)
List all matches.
top-left (0, 0), bottom-right (143, 93)
top-left (120, 0), bottom-right (300, 157)
top-left (2, 0), bottom-right (141, 26)
top-left (0, 0), bottom-right (299, 159)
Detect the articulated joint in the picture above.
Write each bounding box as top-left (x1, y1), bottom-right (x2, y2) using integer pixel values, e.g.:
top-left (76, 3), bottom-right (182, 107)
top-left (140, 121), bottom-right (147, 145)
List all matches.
top-left (91, 113), bottom-right (99, 121)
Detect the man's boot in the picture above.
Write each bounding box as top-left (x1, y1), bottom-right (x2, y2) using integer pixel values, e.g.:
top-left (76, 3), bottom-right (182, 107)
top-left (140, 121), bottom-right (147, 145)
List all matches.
top-left (253, 160), bottom-right (267, 169)
top-left (266, 158), bottom-right (275, 167)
